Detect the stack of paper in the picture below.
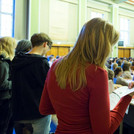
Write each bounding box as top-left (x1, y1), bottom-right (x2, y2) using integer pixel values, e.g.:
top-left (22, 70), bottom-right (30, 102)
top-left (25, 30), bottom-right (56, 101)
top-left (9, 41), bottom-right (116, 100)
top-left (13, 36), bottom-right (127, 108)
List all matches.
top-left (113, 86), bottom-right (134, 98)
top-left (110, 86), bottom-right (134, 110)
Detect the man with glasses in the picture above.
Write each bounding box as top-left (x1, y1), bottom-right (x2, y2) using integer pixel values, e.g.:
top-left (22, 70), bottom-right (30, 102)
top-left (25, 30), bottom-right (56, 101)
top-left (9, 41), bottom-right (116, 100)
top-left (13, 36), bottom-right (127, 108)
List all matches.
top-left (11, 33), bottom-right (52, 134)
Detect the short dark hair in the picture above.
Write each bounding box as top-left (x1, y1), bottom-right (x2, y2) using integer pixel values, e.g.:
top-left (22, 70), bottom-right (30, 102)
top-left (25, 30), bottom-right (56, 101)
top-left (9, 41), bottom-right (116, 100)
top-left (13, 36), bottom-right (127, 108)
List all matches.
top-left (121, 61), bottom-right (130, 71)
top-left (114, 67), bottom-right (122, 77)
top-left (31, 33), bottom-right (52, 48)
top-left (116, 59), bottom-right (122, 66)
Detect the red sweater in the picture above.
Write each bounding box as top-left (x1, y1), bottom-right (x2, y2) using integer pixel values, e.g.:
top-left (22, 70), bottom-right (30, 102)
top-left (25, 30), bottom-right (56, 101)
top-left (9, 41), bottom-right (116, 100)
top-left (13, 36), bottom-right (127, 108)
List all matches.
top-left (39, 63), bottom-right (131, 134)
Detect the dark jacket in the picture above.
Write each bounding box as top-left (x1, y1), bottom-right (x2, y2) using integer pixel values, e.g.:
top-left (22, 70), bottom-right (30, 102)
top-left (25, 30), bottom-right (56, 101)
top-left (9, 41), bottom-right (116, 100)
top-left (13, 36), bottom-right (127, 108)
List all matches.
top-left (0, 55), bottom-right (12, 100)
top-left (11, 52), bottom-right (50, 121)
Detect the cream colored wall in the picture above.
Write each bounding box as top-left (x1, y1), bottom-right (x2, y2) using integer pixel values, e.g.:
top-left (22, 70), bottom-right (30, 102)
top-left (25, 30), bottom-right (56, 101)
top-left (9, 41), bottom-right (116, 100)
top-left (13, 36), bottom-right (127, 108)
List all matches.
top-left (39, 0), bottom-right (49, 34)
top-left (29, 0), bottom-right (40, 36)
top-left (14, 0), bottom-right (27, 40)
top-left (34, 0), bottom-right (78, 44)
top-left (48, 0), bottom-right (78, 43)
top-left (14, 0), bottom-right (134, 57)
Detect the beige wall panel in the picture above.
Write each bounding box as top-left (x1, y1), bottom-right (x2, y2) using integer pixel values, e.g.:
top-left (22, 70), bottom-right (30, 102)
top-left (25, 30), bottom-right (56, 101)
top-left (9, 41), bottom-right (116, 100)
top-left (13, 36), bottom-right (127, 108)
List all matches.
top-left (59, 47), bottom-right (69, 56)
top-left (124, 49), bottom-right (130, 58)
top-left (49, 0), bottom-right (78, 42)
top-left (118, 49), bottom-right (124, 58)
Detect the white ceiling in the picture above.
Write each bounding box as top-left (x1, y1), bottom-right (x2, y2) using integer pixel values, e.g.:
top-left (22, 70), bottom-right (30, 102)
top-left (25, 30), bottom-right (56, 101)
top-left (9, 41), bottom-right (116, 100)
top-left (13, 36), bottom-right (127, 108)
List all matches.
top-left (114, 0), bottom-right (127, 4)
top-left (126, 0), bottom-right (134, 5)
top-left (113, 0), bottom-right (134, 5)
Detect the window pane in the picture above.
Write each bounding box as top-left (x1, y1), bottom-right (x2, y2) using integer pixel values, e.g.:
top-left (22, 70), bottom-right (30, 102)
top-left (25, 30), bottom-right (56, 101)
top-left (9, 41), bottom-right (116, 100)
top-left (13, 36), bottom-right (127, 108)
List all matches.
top-left (91, 12), bottom-right (104, 19)
top-left (120, 18), bottom-right (124, 30)
top-left (120, 31), bottom-right (124, 41)
top-left (1, 0), bottom-right (13, 13)
top-left (120, 18), bottom-right (129, 31)
top-left (1, 14), bottom-right (12, 36)
top-left (124, 32), bottom-right (128, 45)
top-left (120, 17), bottom-right (130, 45)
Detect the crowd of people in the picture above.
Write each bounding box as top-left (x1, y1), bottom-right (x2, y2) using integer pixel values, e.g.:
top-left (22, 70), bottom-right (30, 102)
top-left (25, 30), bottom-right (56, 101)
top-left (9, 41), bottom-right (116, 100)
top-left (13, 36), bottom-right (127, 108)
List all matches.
top-left (106, 57), bottom-right (134, 134)
top-left (0, 18), bottom-right (134, 134)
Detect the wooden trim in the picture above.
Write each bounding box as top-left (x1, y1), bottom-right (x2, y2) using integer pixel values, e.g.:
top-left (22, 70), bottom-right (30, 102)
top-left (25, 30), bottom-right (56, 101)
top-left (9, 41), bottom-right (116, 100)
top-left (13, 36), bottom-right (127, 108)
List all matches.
top-left (118, 46), bottom-right (134, 49)
top-left (52, 44), bottom-right (74, 47)
top-left (46, 44), bottom-right (73, 57)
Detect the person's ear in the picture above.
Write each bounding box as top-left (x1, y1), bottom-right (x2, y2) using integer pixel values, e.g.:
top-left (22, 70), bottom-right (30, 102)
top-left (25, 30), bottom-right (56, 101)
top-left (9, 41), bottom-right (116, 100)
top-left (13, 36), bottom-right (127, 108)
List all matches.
top-left (43, 42), bottom-right (47, 47)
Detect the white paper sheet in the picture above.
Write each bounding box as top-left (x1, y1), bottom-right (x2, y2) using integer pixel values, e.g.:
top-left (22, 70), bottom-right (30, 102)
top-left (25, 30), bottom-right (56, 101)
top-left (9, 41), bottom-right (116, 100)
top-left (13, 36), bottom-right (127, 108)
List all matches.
top-left (113, 86), bottom-right (134, 98)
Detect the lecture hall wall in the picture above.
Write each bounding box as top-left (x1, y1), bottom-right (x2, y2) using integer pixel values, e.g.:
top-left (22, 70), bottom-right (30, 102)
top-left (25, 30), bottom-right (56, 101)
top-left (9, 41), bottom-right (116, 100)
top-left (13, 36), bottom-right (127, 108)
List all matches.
top-left (14, 0), bottom-right (134, 57)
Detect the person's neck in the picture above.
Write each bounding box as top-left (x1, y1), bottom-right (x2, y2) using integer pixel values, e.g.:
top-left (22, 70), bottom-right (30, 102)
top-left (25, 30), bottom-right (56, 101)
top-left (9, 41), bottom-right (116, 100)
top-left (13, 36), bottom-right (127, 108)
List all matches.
top-left (28, 47), bottom-right (43, 56)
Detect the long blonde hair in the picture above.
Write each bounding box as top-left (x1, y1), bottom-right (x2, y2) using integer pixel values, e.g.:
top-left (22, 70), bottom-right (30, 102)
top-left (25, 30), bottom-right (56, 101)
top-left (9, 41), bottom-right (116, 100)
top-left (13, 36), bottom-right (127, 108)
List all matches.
top-left (55, 18), bottom-right (119, 91)
top-left (0, 37), bottom-right (16, 60)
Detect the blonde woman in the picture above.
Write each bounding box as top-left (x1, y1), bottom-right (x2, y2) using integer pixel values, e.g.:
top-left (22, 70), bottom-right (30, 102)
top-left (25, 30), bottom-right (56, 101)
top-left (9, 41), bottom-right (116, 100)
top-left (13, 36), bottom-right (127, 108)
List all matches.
top-left (0, 37), bottom-right (16, 134)
top-left (39, 18), bottom-right (134, 134)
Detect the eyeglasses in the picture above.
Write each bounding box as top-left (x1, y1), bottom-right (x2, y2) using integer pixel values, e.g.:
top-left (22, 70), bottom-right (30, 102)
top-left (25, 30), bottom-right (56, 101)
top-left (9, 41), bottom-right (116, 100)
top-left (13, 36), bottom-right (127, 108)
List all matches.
top-left (36, 40), bottom-right (52, 49)
top-left (47, 41), bottom-right (52, 49)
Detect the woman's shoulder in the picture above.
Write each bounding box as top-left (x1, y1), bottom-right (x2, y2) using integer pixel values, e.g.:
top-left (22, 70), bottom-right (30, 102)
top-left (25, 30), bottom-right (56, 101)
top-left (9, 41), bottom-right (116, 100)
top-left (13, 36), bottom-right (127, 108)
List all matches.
top-left (85, 64), bottom-right (108, 81)
top-left (86, 64), bottom-right (107, 74)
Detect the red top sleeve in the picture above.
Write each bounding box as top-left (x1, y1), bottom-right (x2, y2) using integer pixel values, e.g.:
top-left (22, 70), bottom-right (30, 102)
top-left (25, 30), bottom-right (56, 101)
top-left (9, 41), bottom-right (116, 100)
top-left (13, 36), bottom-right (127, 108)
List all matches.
top-left (88, 68), bottom-right (131, 134)
top-left (39, 77), bottom-right (55, 115)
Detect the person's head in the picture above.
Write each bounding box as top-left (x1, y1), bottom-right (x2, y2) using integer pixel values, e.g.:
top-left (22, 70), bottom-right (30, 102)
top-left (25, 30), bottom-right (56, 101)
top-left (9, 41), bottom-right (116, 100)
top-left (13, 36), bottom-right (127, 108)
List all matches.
top-left (55, 18), bottom-right (119, 90)
top-left (129, 57), bottom-right (132, 62)
top-left (131, 61), bottom-right (134, 71)
top-left (121, 61), bottom-right (131, 71)
top-left (112, 58), bottom-right (117, 63)
top-left (49, 55), bottom-right (54, 61)
top-left (107, 69), bottom-right (114, 80)
top-left (114, 67), bottom-right (123, 77)
top-left (132, 61), bottom-right (134, 66)
top-left (15, 39), bottom-right (32, 55)
top-left (56, 55), bottom-right (59, 59)
top-left (108, 58), bottom-right (113, 65)
top-left (31, 33), bottom-right (52, 55)
top-left (72, 18), bottom-right (119, 68)
top-left (123, 57), bottom-right (127, 62)
top-left (0, 37), bottom-right (16, 60)
top-left (116, 59), bottom-right (122, 66)
top-left (111, 63), bottom-right (118, 71)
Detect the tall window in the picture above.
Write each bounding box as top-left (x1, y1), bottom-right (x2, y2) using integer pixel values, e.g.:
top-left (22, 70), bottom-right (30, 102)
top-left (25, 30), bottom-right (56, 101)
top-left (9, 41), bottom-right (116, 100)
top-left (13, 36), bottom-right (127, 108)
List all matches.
top-left (0, 0), bottom-right (15, 37)
top-left (91, 11), bottom-right (104, 19)
top-left (120, 17), bottom-right (130, 46)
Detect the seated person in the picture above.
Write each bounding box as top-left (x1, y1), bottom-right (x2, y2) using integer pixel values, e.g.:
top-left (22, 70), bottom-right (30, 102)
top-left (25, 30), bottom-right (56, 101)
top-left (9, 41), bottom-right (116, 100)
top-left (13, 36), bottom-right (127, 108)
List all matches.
top-left (111, 63), bottom-right (118, 71)
top-left (48, 55), bottom-right (55, 67)
top-left (107, 68), bottom-right (114, 94)
top-left (116, 59), bottom-right (122, 67)
top-left (114, 67), bottom-right (128, 86)
top-left (122, 61), bottom-right (132, 80)
top-left (131, 61), bottom-right (134, 75)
